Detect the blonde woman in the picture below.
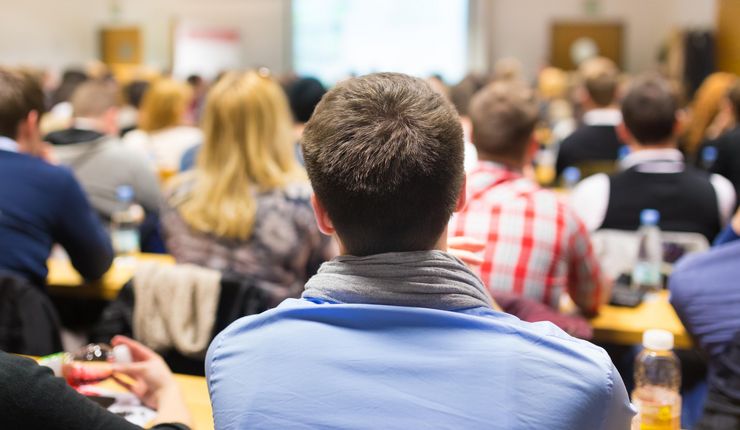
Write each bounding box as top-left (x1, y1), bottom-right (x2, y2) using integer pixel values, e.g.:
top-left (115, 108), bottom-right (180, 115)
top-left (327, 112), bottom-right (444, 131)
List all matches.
top-left (161, 70), bottom-right (334, 288)
top-left (123, 78), bottom-right (203, 172)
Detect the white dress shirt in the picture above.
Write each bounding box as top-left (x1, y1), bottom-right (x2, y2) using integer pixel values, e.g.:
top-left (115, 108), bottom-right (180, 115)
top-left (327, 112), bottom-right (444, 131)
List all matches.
top-left (0, 136), bottom-right (19, 153)
top-left (571, 148), bottom-right (736, 231)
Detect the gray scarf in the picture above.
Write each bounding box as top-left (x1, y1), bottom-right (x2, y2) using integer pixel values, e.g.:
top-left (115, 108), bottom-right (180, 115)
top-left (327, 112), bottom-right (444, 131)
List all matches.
top-left (302, 250), bottom-right (492, 311)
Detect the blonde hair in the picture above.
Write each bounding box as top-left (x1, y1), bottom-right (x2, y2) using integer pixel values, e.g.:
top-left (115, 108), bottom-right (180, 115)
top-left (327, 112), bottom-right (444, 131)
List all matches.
top-left (138, 78), bottom-right (192, 132)
top-left (177, 71), bottom-right (306, 240)
top-left (684, 72), bottom-right (737, 156)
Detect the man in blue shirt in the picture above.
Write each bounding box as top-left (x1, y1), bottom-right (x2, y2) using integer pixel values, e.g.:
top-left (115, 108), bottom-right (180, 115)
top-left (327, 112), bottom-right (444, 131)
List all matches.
top-left (206, 73), bottom-right (635, 429)
top-left (0, 68), bottom-right (113, 287)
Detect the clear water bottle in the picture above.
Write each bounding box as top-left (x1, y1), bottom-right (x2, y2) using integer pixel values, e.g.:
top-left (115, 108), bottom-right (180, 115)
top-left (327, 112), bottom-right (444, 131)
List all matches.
top-left (632, 329), bottom-right (681, 430)
top-left (110, 185), bottom-right (140, 257)
top-left (561, 166), bottom-right (581, 190)
top-left (632, 209), bottom-right (662, 291)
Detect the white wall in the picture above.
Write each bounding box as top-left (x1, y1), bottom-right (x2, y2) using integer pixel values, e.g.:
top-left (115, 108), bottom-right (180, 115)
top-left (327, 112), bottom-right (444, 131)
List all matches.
top-left (0, 0), bottom-right (717, 79)
top-left (0, 0), bottom-right (290, 73)
top-left (485, 0), bottom-right (717, 79)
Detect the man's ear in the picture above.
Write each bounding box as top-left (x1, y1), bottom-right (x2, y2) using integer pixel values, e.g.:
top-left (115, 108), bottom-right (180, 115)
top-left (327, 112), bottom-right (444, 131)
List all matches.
top-left (16, 110), bottom-right (41, 154)
top-left (673, 109), bottom-right (687, 137)
top-left (311, 193), bottom-right (336, 235)
top-left (454, 175), bottom-right (467, 212)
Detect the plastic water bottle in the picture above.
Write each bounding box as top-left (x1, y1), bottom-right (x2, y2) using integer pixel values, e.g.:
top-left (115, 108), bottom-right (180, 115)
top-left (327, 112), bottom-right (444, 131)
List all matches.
top-left (632, 209), bottom-right (662, 291)
top-left (561, 166), bottom-right (581, 190)
top-left (110, 185), bottom-right (140, 257)
top-left (700, 146), bottom-right (718, 171)
top-left (632, 329), bottom-right (681, 430)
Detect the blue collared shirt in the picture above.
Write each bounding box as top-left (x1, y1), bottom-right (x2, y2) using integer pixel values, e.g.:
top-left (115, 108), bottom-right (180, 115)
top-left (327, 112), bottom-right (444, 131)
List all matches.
top-left (207, 298), bottom-right (635, 429)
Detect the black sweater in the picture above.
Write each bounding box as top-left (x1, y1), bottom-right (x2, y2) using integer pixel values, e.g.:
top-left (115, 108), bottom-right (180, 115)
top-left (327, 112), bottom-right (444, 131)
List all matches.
top-left (0, 351), bottom-right (189, 430)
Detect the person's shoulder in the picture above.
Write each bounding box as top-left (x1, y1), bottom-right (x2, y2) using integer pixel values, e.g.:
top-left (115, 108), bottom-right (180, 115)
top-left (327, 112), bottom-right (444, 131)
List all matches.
top-left (572, 172), bottom-right (610, 196)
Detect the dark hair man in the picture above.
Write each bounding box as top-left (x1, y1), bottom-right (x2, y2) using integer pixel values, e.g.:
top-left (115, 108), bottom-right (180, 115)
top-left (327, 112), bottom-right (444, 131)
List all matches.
top-left (0, 68), bottom-right (113, 353)
top-left (572, 75), bottom-right (735, 242)
top-left (555, 57), bottom-right (625, 178)
top-left (206, 73), bottom-right (634, 429)
top-left (450, 80), bottom-right (606, 316)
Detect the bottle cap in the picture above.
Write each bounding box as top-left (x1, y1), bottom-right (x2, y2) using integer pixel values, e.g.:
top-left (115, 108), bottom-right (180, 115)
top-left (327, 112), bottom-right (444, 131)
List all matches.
top-left (116, 185), bottom-right (135, 203)
top-left (618, 145), bottom-right (630, 160)
top-left (112, 344), bottom-right (133, 364)
top-left (643, 329), bottom-right (674, 351)
top-left (702, 146), bottom-right (718, 163)
top-left (640, 209), bottom-right (660, 226)
top-left (562, 166), bottom-right (581, 184)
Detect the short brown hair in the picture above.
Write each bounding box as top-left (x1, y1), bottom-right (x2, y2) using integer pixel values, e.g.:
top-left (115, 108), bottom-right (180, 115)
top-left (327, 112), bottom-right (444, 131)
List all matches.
top-left (0, 67), bottom-right (45, 139)
top-left (302, 73), bottom-right (464, 256)
top-left (450, 73), bottom-right (487, 116)
top-left (621, 75), bottom-right (678, 144)
top-left (581, 57), bottom-right (619, 107)
top-left (469, 81), bottom-right (539, 158)
top-left (72, 80), bottom-right (119, 118)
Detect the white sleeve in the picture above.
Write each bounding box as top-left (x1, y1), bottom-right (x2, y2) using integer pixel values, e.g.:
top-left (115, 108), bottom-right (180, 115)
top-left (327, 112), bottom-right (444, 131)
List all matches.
top-left (710, 173), bottom-right (736, 227)
top-left (568, 173), bottom-right (610, 232)
top-left (601, 362), bottom-right (637, 430)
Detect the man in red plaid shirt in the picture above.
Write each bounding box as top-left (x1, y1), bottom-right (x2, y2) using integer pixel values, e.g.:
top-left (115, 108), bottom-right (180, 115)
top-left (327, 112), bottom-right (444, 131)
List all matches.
top-left (449, 81), bottom-right (607, 316)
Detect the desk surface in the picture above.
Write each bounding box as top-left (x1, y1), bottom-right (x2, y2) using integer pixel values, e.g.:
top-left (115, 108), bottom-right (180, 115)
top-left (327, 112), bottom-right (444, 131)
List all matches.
top-left (174, 373), bottom-right (213, 430)
top-left (47, 254), bottom-right (175, 300)
top-left (590, 291), bottom-right (692, 349)
top-left (48, 255), bottom-right (691, 348)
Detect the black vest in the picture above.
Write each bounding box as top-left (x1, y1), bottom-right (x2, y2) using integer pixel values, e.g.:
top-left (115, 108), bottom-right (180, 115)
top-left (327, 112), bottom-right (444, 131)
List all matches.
top-left (601, 165), bottom-right (721, 241)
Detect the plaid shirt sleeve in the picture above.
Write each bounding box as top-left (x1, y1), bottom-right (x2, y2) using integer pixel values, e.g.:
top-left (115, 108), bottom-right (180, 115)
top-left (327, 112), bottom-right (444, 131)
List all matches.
top-left (565, 208), bottom-right (609, 316)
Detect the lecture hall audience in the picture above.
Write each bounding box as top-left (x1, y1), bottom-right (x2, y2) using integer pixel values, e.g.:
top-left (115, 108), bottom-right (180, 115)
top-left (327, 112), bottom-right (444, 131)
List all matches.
top-left (449, 80), bottom-right (607, 316)
top-left (571, 75), bottom-right (736, 242)
top-left (161, 70), bottom-right (334, 289)
top-left (0, 68), bottom-right (113, 289)
top-left (46, 80), bottom-right (161, 224)
top-left (205, 73), bottom-right (635, 430)
top-left (123, 78), bottom-right (203, 172)
top-left (555, 56), bottom-right (625, 178)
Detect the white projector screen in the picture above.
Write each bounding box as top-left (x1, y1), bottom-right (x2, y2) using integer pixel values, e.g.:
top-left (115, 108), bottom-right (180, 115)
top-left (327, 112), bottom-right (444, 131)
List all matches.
top-left (292, 0), bottom-right (469, 85)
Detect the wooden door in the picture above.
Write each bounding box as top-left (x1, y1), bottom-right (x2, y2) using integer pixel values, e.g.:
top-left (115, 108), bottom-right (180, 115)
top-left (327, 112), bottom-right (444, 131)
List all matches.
top-left (551, 21), bottom-right (624, 70)
top-left (717, 0), bottom-right (740, 74)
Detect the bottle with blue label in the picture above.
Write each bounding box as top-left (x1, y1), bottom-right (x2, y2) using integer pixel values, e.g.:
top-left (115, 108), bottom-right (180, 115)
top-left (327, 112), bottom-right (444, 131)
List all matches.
top-left (561, 166), bottom-right (581, 190)
top-left (632, 209), bottom-right (663, 291)
top-left (110, 185), bottom-right (140, 257)
top-left (700, 145), bottom-right (718, 171)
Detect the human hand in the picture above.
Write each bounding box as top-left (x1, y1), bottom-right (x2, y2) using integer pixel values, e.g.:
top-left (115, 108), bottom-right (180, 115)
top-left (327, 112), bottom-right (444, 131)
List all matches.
top-left (110, 336), bottom-right (176, 410)
top-left (448, 236), bottom-right (485, 267)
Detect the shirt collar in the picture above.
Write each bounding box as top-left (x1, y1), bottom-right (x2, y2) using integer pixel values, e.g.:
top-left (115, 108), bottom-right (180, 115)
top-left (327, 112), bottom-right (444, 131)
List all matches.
top-left (583, 108), bottom-right (622, 127)
top-left (0, 136), bottom-right (19, 153)
top-left (620, 148), bottom-right (684, 172)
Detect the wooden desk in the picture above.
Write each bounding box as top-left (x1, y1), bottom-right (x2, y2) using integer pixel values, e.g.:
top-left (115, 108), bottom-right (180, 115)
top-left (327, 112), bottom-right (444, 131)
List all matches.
top-left (47, 254), bottom-right (175, 300)
top-left (174, 373), bottom-right (213, 430)
top-left (590, 291), bottom-right (693, 349)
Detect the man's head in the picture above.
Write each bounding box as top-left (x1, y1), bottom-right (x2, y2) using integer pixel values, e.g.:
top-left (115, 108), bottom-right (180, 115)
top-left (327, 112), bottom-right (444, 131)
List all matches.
top-left (287, 77), bottom-right (327, 124)
top-left (468, 81), bottom-right (539, 164)
top-left (0, 67), bottom-right (45, 152)
top-left (71, 80), bottom-right (120, 135)
top-left (619, 75), bottom-right (679, 147)
top-left (579, 57), bottom-right (619, 108)
top-left (302, 73), bottom-right (465, 256)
